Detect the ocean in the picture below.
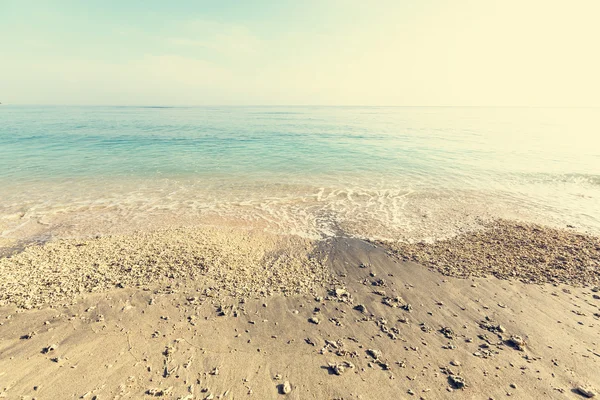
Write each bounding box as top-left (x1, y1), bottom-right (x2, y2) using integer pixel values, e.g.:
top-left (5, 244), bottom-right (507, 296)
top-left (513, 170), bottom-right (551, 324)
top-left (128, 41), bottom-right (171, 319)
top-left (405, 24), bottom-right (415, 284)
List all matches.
top-left (1, 106), bottom-right (599, 244)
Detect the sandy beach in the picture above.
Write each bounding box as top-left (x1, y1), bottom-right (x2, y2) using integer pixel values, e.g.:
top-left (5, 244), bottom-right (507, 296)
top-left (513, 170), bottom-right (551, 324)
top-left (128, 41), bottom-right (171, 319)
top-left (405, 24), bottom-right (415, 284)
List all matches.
top-left (1, 221), bottom-right (599, 399)
top-left (3, 0), bottom-right (600, 397)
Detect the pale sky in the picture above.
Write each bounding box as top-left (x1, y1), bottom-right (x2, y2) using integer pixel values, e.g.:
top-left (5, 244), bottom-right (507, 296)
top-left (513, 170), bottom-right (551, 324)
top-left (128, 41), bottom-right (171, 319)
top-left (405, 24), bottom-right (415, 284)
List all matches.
top-left (1, 0), bottom-right (599, 106)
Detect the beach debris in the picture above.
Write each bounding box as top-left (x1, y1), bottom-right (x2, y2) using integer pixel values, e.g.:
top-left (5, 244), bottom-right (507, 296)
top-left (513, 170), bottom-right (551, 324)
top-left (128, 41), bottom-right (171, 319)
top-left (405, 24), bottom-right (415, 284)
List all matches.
top-left (42, 344), bottom-right (58, 354)
top-left (371, 278), bottom-right (386, 287)
top-left (279, 381), bottom-right (292, 395)
top-left (508, 335), bottom-right (526, 351)
top-left (328, 361), bottom-right (355, 375)
top-left (440, 326), bottom-right (455, 339)
top-left (354, 304), bottom-right (367, 313)
top-left (308, 316), bottom-right (320, 325)
top-left (480, 318), bottom-right (507, 335)
top-left (576, 386), bottom-right (597, 398)
top-left (382, 295), bottom-right (407, 308)
top-left (367, 349), bottom-right (382, 360)
top-left (330, 288), bottom-right (353, 303)
top-left (20, 331), bottom-right (37, 340)
top-left (146, 387), bottom-right (173, 396)
top-left (448, 374), bottom-right (467, 389)
top-left (450, 360), bottom-right (461, 367)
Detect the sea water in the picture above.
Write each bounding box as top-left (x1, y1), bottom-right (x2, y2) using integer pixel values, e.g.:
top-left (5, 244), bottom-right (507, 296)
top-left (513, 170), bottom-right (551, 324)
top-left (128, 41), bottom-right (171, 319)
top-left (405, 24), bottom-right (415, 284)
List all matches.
top-left (1, 106), bottom-right (599, 243)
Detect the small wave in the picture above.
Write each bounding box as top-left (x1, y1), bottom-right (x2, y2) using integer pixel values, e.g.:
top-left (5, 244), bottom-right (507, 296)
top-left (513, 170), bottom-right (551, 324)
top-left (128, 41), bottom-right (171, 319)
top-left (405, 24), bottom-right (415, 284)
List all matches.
top-left (513, 172), bottom-right (600, 186)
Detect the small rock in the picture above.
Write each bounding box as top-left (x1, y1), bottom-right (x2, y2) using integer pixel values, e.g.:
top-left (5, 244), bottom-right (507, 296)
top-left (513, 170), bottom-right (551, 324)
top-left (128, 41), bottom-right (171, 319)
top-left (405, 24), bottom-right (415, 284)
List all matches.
top-left (354, 304), bottom-right (367, 313)
top-left (367, 349), bottom-right (382, 360)
top-left (308, 317), bottom-right (320, 325)
top-left (449, 375), bottom-right (466, 389)
top-left (42, 344), bottom-right (58, 354)
top-left (280, 381), bottom-right (292, 394)
top-left (328, 361), bottom-right (355, 375)
top-left (508, 335), bottom-right (526, 351)
top-left (576, 386), bottom-right (596, 398)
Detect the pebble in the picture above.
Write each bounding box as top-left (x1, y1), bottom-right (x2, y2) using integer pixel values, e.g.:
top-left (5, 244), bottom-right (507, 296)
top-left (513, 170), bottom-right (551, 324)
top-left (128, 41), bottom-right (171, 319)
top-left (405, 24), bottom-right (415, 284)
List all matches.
top-left (42, 344), bottom-right (58, 354)
top-left (449, 375), bottom-right (466, 389)
top-left (367, 349), bottom-right (382, 360)
top-left (508, 335), bottom-right (526, 351)
top-left (354, 304), bottom-right (367, 313)
top-left (576, 386), bottom-right (597, 398)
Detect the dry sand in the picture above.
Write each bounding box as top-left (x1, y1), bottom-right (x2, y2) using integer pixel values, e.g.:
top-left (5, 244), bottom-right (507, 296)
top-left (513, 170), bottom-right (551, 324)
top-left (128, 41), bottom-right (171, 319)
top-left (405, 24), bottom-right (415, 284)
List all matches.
top-left (0, 222), bottom-right (599, 399)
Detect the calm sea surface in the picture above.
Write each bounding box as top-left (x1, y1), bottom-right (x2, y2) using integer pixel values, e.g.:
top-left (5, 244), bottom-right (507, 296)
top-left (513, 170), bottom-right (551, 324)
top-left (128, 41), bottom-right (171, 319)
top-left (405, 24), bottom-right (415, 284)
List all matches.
top-left (1, 106), bottom-right (599, 242)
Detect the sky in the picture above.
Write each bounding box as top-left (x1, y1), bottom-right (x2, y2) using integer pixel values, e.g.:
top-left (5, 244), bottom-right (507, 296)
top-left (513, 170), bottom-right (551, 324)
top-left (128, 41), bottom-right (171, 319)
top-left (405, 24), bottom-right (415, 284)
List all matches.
top-left (1, 0), bottom-right (599, 106)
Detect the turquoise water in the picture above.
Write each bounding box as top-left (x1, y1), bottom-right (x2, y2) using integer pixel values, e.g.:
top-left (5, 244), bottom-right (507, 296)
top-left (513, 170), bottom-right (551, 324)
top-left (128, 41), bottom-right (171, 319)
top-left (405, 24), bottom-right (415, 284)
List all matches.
top-left (1, 106), bottom-right (599, 241)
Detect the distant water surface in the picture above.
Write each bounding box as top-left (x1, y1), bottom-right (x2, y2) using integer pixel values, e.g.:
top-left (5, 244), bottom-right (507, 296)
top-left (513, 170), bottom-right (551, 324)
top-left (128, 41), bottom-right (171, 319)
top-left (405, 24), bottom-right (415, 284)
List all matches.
top-left (1, 106), bottom-right (599, 243)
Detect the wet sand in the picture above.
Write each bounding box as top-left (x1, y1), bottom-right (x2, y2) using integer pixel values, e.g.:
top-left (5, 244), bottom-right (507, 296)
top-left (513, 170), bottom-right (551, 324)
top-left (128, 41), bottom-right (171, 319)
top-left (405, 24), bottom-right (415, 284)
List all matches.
top-left (0, 222), bottom-right (599, 399)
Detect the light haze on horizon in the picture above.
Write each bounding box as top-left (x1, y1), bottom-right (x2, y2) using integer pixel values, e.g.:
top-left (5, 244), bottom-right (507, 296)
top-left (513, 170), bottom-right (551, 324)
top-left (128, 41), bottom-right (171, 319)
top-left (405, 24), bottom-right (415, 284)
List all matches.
top-left (1, 0), bottom-right (599, 106)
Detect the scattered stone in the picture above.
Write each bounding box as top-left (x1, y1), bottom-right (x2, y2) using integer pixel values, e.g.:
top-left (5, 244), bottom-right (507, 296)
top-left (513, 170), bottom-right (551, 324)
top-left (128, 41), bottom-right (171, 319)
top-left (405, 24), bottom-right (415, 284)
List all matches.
top-left (448, 375), bottom-right (466, 389)
top-left (576, 386), bottom-right (597, 398)
top-left (0, 228), bottom-right (335, 309)
top-left (42, 344), bottom-right (58, 354)
top-left (382, 296), bottom-right (407, 308)
top-left (146, 387), bottom-right (173, 396)
top-left (367, 349), bottom-right (382, 360)
top-left (20, 331), bottom-right (37, 340)
top-left (308, 317), bottom-right (320, 325)
top-left (380, 220), bottom-right (600, 286)
top-left (508, 335), bottom-right (526, 351)
top-left (280, 381), bottom-right (292, 394)
top-left (328, 361), bottom-right (355, 375)
top-left (440, 327), bottom-right (455, 339)
top-left (331, 288), bottom-right (353, 303)
top-left (354, 304), bottom-right (367, 313)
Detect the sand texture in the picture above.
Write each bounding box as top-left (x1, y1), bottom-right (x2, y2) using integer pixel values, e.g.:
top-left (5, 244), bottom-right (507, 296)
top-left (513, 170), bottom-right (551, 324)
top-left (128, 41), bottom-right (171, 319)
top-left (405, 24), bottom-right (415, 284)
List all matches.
top-left (382, 220), bottom-right (600, 286)
top-left (0, 227), bottom-right (333, 309)
top-left (0, 224), bottom-right (599, 399)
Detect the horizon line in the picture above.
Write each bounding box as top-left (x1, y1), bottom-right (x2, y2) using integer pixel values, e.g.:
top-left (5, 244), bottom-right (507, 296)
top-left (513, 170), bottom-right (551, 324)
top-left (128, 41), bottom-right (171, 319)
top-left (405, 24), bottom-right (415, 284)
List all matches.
top-left (2, 104), bottom-right (600, 109)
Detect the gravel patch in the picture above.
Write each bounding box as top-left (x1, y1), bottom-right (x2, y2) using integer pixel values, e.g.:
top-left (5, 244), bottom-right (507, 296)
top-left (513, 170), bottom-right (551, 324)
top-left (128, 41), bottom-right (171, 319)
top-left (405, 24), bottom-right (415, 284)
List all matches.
top-left (380, 220), bottom-right (600, 286)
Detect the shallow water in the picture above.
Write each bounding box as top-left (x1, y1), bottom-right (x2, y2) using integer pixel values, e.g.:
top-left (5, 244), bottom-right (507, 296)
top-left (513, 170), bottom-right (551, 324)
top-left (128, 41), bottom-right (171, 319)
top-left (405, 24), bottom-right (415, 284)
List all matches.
top-left (1, 106), bottom-right (599, 242)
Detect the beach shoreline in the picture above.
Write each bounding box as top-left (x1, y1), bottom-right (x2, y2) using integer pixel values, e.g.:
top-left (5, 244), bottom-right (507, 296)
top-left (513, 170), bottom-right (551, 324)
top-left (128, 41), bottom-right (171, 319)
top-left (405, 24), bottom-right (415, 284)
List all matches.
top-left (0, 220), bottom-right (599, 398)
